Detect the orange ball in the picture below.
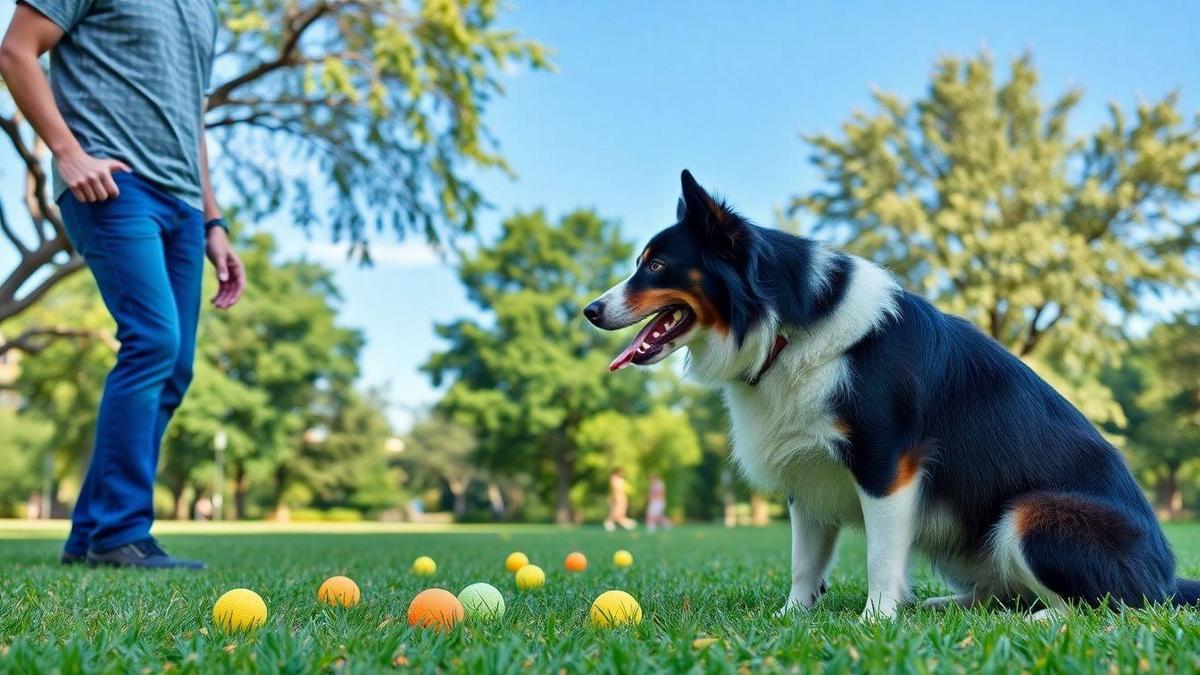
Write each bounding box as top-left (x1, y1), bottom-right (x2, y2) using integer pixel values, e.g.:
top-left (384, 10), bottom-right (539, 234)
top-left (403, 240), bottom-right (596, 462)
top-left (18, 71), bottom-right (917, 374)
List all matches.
top-left (317, 575), bottom-right (361, 607)
top-left (565, 551), bottom-right (588, 572)
top-left (406, 588), bottom-right (464, 631)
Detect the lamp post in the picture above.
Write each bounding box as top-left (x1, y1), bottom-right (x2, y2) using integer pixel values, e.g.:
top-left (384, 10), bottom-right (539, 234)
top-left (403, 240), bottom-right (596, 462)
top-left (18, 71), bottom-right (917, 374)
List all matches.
top-left (212, 430), bottom-right (227, 522)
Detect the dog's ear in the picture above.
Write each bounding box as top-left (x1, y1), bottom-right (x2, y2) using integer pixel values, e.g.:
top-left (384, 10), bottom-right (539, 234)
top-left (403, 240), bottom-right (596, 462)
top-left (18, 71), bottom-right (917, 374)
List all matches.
top-left (679, 169), bottom-right (743, 257)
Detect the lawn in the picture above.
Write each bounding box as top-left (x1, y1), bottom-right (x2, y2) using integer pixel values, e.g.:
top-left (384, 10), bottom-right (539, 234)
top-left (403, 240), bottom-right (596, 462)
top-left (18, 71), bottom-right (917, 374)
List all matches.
top-left (3, 521), bottom-right (1200, 673)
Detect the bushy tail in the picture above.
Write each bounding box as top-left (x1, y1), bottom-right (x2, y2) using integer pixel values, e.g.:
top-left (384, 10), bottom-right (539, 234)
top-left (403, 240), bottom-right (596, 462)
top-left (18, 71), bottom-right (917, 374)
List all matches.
top-left (1173, 579), bottom-right (1200, 607)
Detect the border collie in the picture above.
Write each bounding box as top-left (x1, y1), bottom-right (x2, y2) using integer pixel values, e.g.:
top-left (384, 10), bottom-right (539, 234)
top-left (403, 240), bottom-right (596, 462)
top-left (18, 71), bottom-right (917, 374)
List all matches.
top-left (584, 169), bottom-right (1198, 619)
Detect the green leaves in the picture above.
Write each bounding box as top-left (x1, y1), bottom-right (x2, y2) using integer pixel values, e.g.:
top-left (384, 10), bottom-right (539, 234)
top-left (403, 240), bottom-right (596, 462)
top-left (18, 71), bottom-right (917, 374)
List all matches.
top-left (207, 0), bottom-right (552, 252)
top-left (793, 52), bottom-right (1200, 424)
top-left (425, 209), bottom-right (688, 520)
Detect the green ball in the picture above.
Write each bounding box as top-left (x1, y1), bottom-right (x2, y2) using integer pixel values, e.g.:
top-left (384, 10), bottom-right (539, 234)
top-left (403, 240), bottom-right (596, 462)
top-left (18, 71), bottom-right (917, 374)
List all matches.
top-left (457, 582), bottom-right (505, 621)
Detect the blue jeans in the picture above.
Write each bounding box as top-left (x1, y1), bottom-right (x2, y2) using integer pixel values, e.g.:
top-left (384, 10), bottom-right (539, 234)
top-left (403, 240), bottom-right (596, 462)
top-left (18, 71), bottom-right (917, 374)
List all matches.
top-left (58, 172), bottom-right (205, 554)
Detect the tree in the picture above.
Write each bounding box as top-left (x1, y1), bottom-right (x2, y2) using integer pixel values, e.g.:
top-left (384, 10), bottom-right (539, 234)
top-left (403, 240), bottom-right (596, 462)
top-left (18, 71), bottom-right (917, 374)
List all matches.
top-left (0, 0), bottom-right (550, 327)
top-left (424, 209), bottom-right (659, 523)
top-left (2, 274), bottom-right (116, 514)
top-left (791, 53), bottom-right (1200, 423)
top-left (1104, 313), bottom-right (1200, 519)
top-left (572, 407), bottom-right (701, 519)
top-left (401, 413), bottom-right (480, 519)
top-left (186, 232), bottom-right (364, 518)
top-left (0, 408), bottom-right (51, 516)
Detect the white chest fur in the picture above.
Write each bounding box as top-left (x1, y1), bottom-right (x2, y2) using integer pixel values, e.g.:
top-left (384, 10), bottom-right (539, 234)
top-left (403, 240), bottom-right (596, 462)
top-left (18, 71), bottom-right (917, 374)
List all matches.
top-left (724, 356), bottom-right (862, 527)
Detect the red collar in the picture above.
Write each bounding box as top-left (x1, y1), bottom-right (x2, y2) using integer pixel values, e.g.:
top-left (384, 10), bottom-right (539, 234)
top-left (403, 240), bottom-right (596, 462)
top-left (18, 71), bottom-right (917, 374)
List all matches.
top-left (744, 334), bottom-right (789, 386)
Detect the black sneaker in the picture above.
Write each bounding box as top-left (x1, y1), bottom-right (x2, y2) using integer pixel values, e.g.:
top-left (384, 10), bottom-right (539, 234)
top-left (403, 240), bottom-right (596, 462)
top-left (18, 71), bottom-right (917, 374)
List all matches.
top-left (60, 550), bottom-right (87, 566)
top-left (87, 539), bottom-right (205, 570)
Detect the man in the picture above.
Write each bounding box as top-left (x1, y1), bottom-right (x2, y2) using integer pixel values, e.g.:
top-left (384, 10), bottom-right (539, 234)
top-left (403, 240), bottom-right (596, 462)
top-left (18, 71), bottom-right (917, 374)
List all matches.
top-left (0, 0), bottom-right (245, 568)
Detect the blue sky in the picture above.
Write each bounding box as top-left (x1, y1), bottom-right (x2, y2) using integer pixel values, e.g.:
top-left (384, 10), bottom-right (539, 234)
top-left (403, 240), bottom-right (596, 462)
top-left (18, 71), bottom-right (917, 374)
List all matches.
top-left (3, 1), bottom-right (1199, 428)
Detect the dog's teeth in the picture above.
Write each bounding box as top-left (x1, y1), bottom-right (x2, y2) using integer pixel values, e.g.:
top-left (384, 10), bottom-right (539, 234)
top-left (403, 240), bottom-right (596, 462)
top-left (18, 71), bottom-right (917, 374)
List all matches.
top-left (673, 310), bottom-right (682, 320)
top-left (641, 341), bottom-right (651, 350)
top-left (652, 332), bottom-right (661, 338)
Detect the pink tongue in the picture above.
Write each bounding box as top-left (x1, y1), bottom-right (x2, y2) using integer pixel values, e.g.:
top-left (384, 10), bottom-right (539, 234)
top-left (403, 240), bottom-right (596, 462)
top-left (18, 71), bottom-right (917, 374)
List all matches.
top-left (609, 312), bottom-right (670, 372)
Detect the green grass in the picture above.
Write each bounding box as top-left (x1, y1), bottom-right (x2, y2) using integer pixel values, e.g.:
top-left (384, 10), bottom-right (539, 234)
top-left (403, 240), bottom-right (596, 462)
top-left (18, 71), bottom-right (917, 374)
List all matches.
top-left (3, 521), bottom-right (1200, 673)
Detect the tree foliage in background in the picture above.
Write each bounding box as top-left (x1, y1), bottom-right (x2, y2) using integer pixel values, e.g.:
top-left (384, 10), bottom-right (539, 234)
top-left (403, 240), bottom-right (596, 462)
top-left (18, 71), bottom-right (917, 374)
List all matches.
top-left (400, 413), bottom-right (480, 518)
top-left (2, 274), bottom-right (115, 509)
top-left (1105, 314), bottom-right (1200, 519)
top-left (424, 209), bottom-right (663, 523)
top-left (191, 233), bottom-right (367, 518)
top-left (0, 0), bottom-right (550, 327)
top-left (792, 53), bottom-right (1200, 422)
top-left (572, 407), bottom-right (701, 518)
top-left (1, 233), bottom-right (394, 519)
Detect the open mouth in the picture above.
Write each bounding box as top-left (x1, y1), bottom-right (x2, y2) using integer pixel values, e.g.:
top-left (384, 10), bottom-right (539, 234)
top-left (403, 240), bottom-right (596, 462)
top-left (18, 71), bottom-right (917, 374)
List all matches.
top-left (609, 305), bottom-right (697, 371)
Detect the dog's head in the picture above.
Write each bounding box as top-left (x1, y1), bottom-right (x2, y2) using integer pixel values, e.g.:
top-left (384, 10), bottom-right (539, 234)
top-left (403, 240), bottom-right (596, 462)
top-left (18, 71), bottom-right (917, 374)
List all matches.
top-left (584, 170), bottom-right (766, 372)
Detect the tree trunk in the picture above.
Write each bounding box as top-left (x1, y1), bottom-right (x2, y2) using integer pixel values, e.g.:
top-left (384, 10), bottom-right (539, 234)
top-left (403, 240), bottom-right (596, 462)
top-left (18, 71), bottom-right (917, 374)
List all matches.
top-left (173, 484), bottom-right (191, 521)
top-left (1155, 465), bottom-right (1183, 521)
top-left (486, 482), bottom-right (505, 521)
top-left (553, 447), bottom-right (575, 525)
top-left (233, 462), bottom-right (248, 520)
top-left (448, 478), bottom-right (468, 520)
top-left (750, 492), bottom-right (770, 526)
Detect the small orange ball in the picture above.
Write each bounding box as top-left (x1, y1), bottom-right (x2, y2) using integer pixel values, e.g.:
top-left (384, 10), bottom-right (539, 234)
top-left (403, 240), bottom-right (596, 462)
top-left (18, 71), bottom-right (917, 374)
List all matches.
top-left (564, 552), bottom-right (588, 572)
top-left (406, 588), bottom-right (464, 631)
top-left (318, 575), bottom-right (361, 607)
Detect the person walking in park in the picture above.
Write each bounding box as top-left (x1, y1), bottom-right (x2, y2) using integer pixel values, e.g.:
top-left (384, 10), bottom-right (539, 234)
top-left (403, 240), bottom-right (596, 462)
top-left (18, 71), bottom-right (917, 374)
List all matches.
top-left (603, 468), bottom-right (637, 531)
top-left (645, 474), bottom-right (670, 532)
top-left (0, 0), bottom-right (245, 568)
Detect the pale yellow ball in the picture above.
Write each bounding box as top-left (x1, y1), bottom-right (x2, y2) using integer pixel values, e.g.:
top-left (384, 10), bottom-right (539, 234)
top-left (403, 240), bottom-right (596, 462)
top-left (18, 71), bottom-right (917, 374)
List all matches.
top-left (317, 576), bottom-right (361, 607)
top-left (590, 590), bottom-right (642, 627)
top-left (412, 556), bottom-right (437, 577)
top-left (612, 549), bottom-right (634, 568)
top-left (514, 564), bottom-right (545, 591)
top-left (212, 589), bottom-right (268, 632)
top-left (504, 551), bottom-right (529, 573)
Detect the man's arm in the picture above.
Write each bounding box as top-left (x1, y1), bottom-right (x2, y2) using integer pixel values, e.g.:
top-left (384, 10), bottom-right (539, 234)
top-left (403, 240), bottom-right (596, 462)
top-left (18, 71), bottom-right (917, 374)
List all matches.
top-left (0, 3), bottom-right (129, 202)
top-left (199, 115), bottom-right (245, 310)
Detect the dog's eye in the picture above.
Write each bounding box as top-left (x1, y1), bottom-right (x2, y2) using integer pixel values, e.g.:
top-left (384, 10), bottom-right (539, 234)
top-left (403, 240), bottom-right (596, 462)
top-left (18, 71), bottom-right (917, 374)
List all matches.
top-left (648, 260), bottom-right (665, 273)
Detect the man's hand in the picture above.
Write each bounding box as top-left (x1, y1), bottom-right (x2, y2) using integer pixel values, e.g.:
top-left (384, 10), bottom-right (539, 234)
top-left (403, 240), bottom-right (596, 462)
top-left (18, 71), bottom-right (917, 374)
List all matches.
top-left (205, 228), bottom-right (245, 309)
top-left (57, 148), bottom-right (131, 202)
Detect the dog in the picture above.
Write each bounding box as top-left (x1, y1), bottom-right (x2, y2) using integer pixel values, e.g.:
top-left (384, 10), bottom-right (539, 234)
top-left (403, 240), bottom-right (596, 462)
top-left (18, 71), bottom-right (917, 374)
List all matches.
top-left (584, 169), bottom-right (1199, 619)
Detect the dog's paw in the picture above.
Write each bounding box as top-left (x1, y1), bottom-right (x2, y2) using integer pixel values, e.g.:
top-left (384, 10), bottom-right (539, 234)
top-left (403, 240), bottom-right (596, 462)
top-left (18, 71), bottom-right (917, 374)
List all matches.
top-left (922, 593), bottom-right (973, 610)
top-left (776, 579), bottom-right (828, 617)
top-left (859, 600), bottom-right (899, 622)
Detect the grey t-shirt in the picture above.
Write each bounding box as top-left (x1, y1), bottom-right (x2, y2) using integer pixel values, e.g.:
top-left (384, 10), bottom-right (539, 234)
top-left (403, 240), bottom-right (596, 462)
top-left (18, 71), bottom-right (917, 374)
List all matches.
top-left (21, 0), bottom-right (218, 210)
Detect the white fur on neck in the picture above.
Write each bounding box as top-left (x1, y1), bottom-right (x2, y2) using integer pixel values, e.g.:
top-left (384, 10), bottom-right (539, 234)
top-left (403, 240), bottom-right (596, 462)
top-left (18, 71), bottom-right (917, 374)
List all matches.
top-left (715, 253), bottom-right (902, 502)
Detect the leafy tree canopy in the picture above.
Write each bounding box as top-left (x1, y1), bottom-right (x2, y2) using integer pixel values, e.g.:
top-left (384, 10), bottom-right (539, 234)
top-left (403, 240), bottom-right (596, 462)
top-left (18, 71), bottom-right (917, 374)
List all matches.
top-left (792, 53), bottom-right (1200, 422)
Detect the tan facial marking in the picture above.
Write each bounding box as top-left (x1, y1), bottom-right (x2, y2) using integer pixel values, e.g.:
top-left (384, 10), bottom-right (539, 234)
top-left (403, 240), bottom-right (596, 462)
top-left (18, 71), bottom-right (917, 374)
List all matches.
top-left (627, 288), bottom-right (727, 333)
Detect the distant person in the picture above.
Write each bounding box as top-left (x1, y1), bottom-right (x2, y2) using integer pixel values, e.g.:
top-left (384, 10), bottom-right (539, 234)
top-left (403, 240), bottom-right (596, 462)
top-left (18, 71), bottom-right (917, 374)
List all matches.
top-left (645, 474), bottom-right (670, 532)
top-left (0, 1), bottom-right (246, 568)
top-left (604, 468), bottom-right (637, 531)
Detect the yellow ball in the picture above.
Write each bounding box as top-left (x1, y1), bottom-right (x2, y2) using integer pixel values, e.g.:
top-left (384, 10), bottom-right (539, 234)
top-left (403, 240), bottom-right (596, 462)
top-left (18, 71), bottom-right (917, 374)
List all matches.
top-left (613, 549), bottom-right (634, 568)
top-left (212, 589), bottom-right (268, 632)
top-left (317, 575), bottom-right (361, 607)
top-left (505, 551), bottom-right (529, 573)
top-left (514, 564), bottom-right (545, 591)
top-left (590, 590), bottom-right (642, 627)
top-left (412, 556), bottom-right (437, 577)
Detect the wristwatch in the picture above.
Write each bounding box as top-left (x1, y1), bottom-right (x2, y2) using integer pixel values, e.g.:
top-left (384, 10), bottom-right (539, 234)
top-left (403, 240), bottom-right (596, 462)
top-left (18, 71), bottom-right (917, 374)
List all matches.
top-left (204, 217), bottom-right (230, 235)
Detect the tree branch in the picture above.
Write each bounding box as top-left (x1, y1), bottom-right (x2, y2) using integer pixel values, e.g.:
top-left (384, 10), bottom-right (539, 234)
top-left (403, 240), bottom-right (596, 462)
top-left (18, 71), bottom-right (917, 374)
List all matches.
top-left (0, 245), bottom-right (85, 323)
top-left (206, 2), bottom-right (334, 110)
top-left (0, 324), bottom-right (113, 358)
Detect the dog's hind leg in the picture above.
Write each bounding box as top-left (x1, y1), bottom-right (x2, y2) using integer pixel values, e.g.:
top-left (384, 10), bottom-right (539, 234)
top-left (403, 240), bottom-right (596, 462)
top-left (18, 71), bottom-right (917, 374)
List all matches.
top-left (992, 492), bottom-right (1175, 612)
top-left (778, 495), bottom-right (838, 615)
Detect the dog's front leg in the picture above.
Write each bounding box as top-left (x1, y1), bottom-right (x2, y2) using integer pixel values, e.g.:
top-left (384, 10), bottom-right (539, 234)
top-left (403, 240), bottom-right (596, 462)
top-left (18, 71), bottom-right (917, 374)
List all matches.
top-left (778, 495), bottom-right (838, 615)
top-left (857, 480), bottom-right (919, 620)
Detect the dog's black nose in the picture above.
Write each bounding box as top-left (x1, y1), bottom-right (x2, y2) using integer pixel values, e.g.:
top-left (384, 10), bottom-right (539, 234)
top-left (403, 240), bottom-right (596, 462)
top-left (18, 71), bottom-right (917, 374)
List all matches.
top-left (583, 301), bottom-right (604, 324)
